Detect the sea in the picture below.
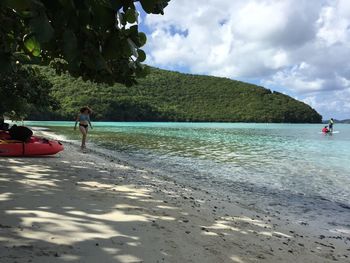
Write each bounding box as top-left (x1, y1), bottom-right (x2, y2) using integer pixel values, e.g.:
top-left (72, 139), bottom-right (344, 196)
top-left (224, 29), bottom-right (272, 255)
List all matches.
top-left (23, 121), bottom-right (350, 223)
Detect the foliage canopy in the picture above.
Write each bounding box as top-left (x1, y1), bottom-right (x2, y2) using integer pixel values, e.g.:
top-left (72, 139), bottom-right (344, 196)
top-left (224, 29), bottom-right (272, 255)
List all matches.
top-left (0, 66), bottom-right (57, 119)
top-left (0, 0), bottom-right (169, 118)
top-left (0, 0), bottom-right (169, 85)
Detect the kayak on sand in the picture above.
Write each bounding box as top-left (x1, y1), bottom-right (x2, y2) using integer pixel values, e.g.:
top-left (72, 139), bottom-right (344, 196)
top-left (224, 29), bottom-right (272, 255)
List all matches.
top-left (0, 130), bottom-right (64, 157)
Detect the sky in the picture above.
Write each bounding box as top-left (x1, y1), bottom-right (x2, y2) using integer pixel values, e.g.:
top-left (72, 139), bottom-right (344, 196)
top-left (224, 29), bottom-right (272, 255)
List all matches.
top-left (138, 0), bottom-right (350, 120)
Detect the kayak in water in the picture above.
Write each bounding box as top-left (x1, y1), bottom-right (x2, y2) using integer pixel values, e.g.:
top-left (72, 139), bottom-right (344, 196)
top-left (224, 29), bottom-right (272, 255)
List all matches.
top-left (318, 131), bottom-right (340, 134)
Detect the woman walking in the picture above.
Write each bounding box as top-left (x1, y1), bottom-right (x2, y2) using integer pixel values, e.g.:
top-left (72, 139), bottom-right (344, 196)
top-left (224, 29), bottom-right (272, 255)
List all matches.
top-left (74, 106), bottom-right (93, 150)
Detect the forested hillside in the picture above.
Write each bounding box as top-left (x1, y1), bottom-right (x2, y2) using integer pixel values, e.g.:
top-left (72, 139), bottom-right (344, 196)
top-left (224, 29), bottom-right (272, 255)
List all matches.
top-left (29, 66), bottom-right (322, 123)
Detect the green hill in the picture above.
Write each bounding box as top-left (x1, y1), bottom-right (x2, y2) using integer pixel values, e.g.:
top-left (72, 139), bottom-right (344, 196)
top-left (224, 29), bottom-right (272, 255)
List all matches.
top-left (29, 66), bottom-right (322, 123)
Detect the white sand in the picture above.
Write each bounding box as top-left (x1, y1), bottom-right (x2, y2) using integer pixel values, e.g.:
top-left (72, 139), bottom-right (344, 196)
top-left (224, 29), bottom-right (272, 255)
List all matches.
top-left (0, 134), bottom-right (349, 262)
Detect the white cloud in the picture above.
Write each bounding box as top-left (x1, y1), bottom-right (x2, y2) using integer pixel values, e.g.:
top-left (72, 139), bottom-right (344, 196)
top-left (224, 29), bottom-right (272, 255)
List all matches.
top-left (142, 0), bottom-right (350, 119)
top-left (263, 63), bottom-right (325, 93)
top-left (302, 86), bottom-right (350, 119)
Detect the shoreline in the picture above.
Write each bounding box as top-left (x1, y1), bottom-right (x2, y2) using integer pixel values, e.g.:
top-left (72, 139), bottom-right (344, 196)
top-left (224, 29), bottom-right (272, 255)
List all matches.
top-left (0, 131), bottom-right (349, 262)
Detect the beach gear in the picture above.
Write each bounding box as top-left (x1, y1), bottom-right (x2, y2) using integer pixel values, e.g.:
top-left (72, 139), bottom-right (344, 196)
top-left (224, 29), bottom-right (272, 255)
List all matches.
top-left (9, 125), bottom-right (33, 142)
top-left (0, 130), bottom-right (63, 156)
top-left (0, 120), bottom-right (9, 131)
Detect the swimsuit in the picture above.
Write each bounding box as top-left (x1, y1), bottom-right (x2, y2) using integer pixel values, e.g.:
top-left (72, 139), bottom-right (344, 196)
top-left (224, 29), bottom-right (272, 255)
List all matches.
top-left (78, 114), bottom-right (90, 122)
top-left (78, 114), bottom-right (90, 129)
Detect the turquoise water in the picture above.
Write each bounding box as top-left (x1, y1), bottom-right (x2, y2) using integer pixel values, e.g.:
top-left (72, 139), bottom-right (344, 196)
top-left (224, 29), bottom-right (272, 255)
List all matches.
top-left (25, 121), bottom-right (350, 209)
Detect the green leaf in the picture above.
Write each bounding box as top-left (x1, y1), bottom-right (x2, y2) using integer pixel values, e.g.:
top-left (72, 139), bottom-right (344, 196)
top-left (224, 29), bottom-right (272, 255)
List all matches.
top-left (139, 0), bottom-right (170, 15)
top-left (126, 25), bottom-right (142, 46)
top-left (125, 9), bottom-right (138, 23)
top-left (127, 25), bottom-right (139, 38)
top-left (139, 0), bottom-right (156, 13)
top-left (23, 34), bottom-right (41, 57)
top-left (138, 32), bottom-right (147, 47)
top-left (137, 49), bottom-right (146, 62)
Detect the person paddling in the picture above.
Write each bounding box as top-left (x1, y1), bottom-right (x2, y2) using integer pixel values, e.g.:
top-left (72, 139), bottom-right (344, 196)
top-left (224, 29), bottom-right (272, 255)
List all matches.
top-left (74, 106), bottom-right (93, 150)
top-left (328, 118), bottom-right (334, 133)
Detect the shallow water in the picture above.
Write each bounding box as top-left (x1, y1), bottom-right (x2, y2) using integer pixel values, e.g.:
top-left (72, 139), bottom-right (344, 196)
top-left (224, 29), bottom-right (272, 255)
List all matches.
top-left (24, 121), bottom-right (350, 211)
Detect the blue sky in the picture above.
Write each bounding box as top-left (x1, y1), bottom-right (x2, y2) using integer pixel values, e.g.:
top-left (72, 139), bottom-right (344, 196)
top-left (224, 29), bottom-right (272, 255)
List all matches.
top-left (136, 0), bottom-right (350, 120)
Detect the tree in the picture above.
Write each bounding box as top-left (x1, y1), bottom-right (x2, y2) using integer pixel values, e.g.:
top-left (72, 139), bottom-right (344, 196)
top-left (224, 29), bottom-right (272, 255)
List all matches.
top-left (0, 0), bottom-right (170, 86)
top-left (0, 0), bottom-right (170, 117)
top-left (0, 66), bottom-right (58, 119)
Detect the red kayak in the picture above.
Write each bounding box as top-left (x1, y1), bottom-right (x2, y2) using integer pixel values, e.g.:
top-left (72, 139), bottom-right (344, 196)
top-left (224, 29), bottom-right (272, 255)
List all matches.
top-left (0, 131), bottom-right (64, 157)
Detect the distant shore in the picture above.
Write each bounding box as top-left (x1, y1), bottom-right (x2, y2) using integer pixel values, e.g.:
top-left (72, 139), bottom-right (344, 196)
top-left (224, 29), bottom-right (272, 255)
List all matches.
top-left (0, 131), bottom-right (349, 262)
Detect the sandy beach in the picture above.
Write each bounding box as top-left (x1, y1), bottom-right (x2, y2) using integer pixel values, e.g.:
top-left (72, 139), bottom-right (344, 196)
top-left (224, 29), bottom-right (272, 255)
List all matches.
top-left (1, 133), bottom-right (349, 263)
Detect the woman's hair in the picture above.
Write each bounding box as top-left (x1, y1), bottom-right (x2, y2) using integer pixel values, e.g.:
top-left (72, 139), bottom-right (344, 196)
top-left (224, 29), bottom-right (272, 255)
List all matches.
top-left (80, 106), bottom-right (92, 114)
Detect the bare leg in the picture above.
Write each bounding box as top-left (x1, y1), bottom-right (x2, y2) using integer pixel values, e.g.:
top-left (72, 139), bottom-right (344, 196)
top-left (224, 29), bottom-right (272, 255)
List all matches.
top-left (79, 126), bottom-right (88, 148)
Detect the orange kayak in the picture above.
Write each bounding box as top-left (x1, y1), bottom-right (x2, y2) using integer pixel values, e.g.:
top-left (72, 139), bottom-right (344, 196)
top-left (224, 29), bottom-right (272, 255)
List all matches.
top-left (0, 131), bottom-right (64, 157)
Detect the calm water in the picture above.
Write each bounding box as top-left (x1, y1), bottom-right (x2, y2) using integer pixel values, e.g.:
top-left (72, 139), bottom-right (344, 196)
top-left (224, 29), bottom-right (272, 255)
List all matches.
top-left (25, 121), bottom-right (350, 209)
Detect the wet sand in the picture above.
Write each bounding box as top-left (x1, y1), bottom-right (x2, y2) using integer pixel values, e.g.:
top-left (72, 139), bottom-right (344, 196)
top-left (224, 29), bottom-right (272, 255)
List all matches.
top-left (0, 134), bottom-right (349, 262)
